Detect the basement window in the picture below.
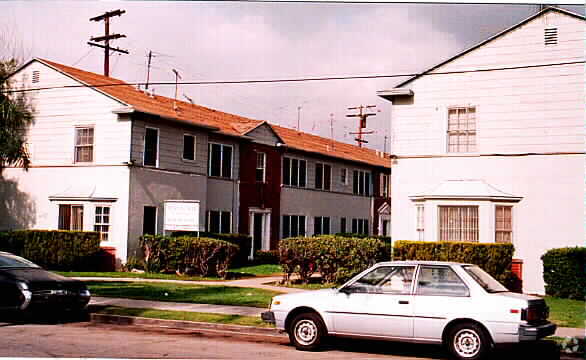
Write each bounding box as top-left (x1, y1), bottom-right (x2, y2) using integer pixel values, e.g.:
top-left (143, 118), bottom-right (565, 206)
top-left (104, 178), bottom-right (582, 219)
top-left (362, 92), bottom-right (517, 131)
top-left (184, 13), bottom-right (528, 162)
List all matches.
top-left (544, 28), bottom-right (558, 46)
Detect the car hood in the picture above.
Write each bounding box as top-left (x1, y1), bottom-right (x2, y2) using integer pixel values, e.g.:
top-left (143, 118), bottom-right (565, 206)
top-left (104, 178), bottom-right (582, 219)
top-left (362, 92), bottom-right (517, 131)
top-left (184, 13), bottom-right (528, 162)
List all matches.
top-left (274, 288), bottom-right (339, 305)
top-left (0, 268), bottom-right (85, 291)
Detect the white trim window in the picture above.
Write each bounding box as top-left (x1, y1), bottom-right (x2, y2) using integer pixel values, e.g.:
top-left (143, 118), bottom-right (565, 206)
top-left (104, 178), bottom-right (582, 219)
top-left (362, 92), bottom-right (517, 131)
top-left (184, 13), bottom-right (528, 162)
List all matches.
top-left (341, 168), bottom-right (348, 185)
top-left (416, 204), bottom-right (425, 241)
top-left (74, 127), bottom-right (94, 163)
top-left (283, 157), bottom-right (306, 187)
top-left (353, 170), bottom-right (371, 196)
top-left (495, 206), bottom-right (513, 243)
top-left (207, 210), bottom-right (231, 233)
top-left (208, 143), bottom-right (233, 178)
top-left (313, 216), bottom-right (331, 235)
top-left (94, 206), bottom-right (111, 241)
top-left (282, 215), bottom-right (306, 238)
top-left (438, 206), bottom-right (479, 242)
top-left (447, 106), bottom-right (476, 153)
top-left (315, 163), bottom-right (331, 191)
top-left (182, 134), bottom-right (196, 161)
top-left (256, 152), bottom-right (266, 182)
top-left (351, 218), bottom-right (368, 235)
top-left (144, 127), bottom-right (159, 167)
top-left (58, 204), bottom-right (84, 231)
top-left (380, 173), bottom-right (391, 198)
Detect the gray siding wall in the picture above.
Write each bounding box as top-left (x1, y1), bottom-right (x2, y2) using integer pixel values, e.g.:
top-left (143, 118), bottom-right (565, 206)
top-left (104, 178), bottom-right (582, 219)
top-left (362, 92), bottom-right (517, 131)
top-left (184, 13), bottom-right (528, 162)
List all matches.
top-left (280, 187), bottom-right (372, 235)
top-left (282, 151), bottom-right (375, 194)
top-left (206, 178), bottom-right (239, 232)
top-left (128, 167), bottom-right (208, 257)
top-left (246, 124), bottom-right (281, 145)
top-left (131, 117), bottom-right (209, 174)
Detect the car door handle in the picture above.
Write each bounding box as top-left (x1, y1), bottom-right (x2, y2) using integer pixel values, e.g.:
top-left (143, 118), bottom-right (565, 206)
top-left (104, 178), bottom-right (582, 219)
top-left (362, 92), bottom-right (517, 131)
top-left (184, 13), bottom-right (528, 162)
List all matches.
top-left (398, 300), bottom-right (409, 305)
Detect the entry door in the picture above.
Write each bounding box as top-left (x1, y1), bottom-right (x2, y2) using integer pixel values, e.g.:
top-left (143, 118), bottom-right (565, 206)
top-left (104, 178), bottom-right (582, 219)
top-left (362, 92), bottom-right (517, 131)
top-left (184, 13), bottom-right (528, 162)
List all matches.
top-left (143, 206), bottom-right (157, 235)
top-left (331, 265), bottom-right (415, 338)
top-left (252, 213), bottom-right (263, 256)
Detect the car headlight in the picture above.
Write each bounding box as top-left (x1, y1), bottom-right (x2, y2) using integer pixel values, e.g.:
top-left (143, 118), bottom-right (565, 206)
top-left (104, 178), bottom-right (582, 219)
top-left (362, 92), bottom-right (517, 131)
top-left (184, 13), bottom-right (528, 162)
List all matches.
top-left (16, 281), bottom-right (29, 292)
top-left (17, 281), bottom-right (32, 310)
top-left (80, 289), bottom-right (91, 297)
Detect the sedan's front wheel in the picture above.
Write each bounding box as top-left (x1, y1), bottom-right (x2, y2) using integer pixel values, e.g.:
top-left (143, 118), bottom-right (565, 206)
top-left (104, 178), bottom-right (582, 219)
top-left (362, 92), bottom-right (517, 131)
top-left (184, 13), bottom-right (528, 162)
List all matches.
top-left (447, 322), bottom-right (491, 360)
top-left (288, 312), bottom-right (325, 351)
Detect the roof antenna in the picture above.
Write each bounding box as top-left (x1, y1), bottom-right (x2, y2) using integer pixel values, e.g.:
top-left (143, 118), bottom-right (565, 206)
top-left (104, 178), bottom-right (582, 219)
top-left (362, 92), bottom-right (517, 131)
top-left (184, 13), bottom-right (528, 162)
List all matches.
top-left (183, 93), bottom-right (194, 106)
top-left (172, 68), bottom-right (182, 111)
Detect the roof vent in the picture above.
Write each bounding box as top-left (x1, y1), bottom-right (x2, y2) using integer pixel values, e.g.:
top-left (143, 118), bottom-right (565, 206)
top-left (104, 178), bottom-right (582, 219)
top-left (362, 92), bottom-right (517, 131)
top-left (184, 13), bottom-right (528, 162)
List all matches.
top-left (32, 70), bottom-right (40, 84)
top-left (544, 27), bottom-right (558, 45)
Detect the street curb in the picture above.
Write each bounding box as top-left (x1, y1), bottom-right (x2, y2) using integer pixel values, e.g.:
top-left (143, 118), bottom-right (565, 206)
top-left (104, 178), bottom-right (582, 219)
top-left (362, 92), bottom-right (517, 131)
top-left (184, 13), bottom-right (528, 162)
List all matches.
top-left (90, 313), bottom-right (285, 338)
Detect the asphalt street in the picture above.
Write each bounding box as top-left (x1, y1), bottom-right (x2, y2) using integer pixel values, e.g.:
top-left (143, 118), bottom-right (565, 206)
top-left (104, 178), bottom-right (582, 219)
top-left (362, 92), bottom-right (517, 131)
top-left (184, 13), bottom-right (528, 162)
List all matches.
top-left (0, 320), bottom-right (572, 360)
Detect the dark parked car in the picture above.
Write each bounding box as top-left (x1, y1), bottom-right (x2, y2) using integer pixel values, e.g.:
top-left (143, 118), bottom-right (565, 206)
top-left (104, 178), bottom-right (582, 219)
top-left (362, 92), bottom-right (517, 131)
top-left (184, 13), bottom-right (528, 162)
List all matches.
top-left (0, 252), bottom-right (91, 315)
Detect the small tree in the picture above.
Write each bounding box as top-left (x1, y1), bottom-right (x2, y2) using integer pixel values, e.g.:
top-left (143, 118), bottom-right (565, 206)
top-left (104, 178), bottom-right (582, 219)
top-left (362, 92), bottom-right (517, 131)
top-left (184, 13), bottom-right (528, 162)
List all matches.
top-left (0, 58), bottom-right (34, 173)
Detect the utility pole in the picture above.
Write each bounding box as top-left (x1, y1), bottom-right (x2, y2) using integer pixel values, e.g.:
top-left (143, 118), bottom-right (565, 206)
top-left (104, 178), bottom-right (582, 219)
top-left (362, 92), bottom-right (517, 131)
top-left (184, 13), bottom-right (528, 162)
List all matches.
top-left (88, 9), bottom-right (128, 77)
top-left (329, 113), bottom-right (335, 150)
top-left (346, 105), bottom-right (376, 147)
top-left (145, 50), bottom-right (153, 90)
top-left (383, 135), bottom-right (388, 153)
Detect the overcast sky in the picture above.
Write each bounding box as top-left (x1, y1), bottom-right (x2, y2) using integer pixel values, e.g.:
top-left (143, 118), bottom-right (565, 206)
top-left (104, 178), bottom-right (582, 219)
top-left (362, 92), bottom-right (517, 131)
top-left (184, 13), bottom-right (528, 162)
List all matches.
top-left (2, 1), bottom-right (584, 151)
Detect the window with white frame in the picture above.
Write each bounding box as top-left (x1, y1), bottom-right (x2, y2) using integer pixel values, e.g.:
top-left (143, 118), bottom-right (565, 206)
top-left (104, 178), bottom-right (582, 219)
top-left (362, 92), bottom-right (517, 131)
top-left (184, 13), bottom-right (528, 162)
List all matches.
top-left (94, 206), bottom-right (111, 241)
top-left (313, 216), bottom-right (330, 235)
top-left (208, 143), bottom-right (233, 178)
top-left (341, 168), bottom-right (348, 185)
top-left (439, 206), bottom-right (479, 242)
top-left (182, 134), bottom-right (196, 161)
top-left (416, 204), bottom-right (425, 241)
top-left (353, 170), bottom-right (371, 196)
top-left (256, 152), bottom-right (266, 182)
top-left (380, 174), bottom-right (391, 198)
top-left (207, 210), bottom-right (231, 233)
top-left (495, 206), bottom-right (512, 243)
top-left (74, 127), bottom-right (94, 163)
top-left (58, 204), bottom-right (84, 231)
top-left (447, 107), bottom-right (476, 153)
top-left (352, 218), bottom-right (368, 235)
top-left (282, 215), bottom-right (306, 238)
top-left (144, 127), bottom-right (159, 167)
top-left (315, 163), bottom-right (331, 191)
top-left (340, 217), bottom-right (347, 233)
top-left (283, 157), bottom-right (306, 187)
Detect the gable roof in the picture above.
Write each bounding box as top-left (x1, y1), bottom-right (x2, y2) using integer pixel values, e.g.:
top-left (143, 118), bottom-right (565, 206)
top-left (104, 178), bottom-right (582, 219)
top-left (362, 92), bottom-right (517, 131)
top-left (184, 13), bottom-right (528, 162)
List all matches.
top-left (392, 7), bottom-right (585, 90)
top-left (20, 58), bottom-right (390, 169)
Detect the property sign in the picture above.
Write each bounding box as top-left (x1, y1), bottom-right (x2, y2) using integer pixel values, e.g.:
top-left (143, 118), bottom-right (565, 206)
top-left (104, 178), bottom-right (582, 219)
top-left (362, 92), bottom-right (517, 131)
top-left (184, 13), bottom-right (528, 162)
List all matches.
top-left (164, 200), bottom-right (200, 231)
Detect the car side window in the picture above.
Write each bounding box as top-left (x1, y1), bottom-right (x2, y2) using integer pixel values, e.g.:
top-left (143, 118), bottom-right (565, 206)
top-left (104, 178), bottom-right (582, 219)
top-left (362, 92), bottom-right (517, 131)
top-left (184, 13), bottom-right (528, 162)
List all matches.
top-left (348, 266), bottom-right (415, 294)
top-left (416, 266), bottom-right (469, 297)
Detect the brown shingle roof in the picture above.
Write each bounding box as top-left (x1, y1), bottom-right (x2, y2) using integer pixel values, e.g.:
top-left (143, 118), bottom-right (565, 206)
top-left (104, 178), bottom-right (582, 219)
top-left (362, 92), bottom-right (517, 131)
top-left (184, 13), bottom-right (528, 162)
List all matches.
top-left (36, 58), bottom-right (390, 168)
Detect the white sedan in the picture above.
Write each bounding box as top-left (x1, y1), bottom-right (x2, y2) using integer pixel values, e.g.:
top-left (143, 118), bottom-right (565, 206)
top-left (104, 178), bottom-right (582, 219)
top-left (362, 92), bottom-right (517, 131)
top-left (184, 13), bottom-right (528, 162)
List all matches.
top-left (261, 261), bottom-right (556, 360)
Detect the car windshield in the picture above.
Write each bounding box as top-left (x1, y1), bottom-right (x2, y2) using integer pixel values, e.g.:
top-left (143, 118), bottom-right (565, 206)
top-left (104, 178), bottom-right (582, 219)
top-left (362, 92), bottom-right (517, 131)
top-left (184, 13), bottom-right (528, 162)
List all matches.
top-left (463, 265), bottom-right (508, 293)
top-left (0, 253), bottom-right (40, 269)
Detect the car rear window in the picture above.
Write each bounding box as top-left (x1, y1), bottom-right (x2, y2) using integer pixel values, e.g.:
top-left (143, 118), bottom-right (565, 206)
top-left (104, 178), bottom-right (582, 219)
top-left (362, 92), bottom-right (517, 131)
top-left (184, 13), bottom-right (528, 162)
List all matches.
top-left (0, 253), bottom-right (40, 269)
top-left (463, 265), bottom-right (508, 293)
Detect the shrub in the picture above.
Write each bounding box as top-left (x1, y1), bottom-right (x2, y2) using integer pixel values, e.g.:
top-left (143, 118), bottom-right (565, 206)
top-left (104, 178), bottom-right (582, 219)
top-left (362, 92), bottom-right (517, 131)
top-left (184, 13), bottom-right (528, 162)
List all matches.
top-left (393, 240), bottom-right (516, 289)
top-left (279, 235), bottom-right (389, 284)
top-left (0, 230), bottom-right (100, 271)
top-left (253, 250), bottom-right (279, 265)
top-left (541, 247), bottom-right (586, 300)
top-left (170, 231), bottom-right (251, 266)
top-left (139, 235), bottom-right (238, 278)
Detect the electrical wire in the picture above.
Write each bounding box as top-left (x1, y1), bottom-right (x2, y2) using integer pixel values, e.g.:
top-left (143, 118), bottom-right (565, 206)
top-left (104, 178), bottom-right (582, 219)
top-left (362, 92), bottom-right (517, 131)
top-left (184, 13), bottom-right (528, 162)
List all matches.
top-left (2, 60), bottom-right (584, 94)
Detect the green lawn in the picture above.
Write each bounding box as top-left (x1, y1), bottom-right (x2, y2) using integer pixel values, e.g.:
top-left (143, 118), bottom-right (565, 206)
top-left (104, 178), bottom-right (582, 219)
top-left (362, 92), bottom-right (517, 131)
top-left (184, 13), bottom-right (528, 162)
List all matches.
top-left (546, 296), bottom-right (585, 328)
top-left (94, 306), bottom-right (273, 328)
top-left (87, 281), bottom-right (280, 308)
top-left (57, 271), bottom-right (216, 281)
top-left (228, 264), bottom-right (282, 276)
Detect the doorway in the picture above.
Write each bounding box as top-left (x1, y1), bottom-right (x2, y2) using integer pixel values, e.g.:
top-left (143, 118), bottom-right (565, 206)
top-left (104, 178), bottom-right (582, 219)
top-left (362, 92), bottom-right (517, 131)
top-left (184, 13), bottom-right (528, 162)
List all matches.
top-left (249, 208), bottom-right (271, 259)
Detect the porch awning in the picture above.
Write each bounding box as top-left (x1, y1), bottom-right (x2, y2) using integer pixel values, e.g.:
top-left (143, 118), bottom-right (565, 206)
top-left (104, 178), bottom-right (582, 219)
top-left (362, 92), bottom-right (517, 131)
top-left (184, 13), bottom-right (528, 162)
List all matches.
top-left (409, 180), bottom-right (522, 202)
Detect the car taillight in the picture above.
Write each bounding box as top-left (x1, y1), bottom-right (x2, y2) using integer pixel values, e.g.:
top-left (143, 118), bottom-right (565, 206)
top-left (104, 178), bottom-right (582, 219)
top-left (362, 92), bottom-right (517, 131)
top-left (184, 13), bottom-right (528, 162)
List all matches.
top-left (522, 308), bottom-right (537, 322)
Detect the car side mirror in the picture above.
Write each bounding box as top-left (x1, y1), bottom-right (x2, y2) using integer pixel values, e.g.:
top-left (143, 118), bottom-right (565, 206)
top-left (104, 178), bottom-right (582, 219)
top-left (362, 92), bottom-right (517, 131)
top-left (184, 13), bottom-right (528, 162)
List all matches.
top-left (339, 286), bottom-right (354, 295)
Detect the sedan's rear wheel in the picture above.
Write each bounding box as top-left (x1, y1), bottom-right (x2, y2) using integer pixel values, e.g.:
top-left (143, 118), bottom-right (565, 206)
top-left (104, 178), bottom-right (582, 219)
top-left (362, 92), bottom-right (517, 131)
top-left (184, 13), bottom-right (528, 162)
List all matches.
top-left (288, 312), bottom-right (325, 351)
top-left (447, 323), bottom-right (490, 360)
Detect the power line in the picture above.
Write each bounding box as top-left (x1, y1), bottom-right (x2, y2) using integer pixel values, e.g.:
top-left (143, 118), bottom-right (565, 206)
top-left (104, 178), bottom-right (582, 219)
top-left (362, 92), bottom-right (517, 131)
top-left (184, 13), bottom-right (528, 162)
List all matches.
top-left (3, 60), bottom-right (584, 94)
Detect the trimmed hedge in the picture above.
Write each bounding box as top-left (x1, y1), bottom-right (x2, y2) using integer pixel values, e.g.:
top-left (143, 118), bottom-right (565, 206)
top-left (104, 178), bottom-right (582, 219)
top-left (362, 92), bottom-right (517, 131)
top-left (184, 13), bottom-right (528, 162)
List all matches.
top-left (0, 230), bottom-right (100, 270)
top-left (140, 235), bottom-right (238, 278)
top-left (170, 231), bottom-right (251, 266)
top-left (393, 240), bottom-right (516, 289)
top-left (279, 235), bottom-right (389, 284)
top-left (253, 250), bottom-right (279, 265)
top-left (541, 247), bottom-right (586, 300)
